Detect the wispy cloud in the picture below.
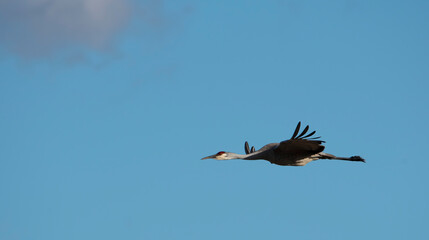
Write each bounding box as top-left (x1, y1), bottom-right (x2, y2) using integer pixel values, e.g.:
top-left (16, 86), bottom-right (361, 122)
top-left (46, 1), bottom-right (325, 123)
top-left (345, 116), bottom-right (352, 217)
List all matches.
top-left (0, 0), bottom-right (132, 58)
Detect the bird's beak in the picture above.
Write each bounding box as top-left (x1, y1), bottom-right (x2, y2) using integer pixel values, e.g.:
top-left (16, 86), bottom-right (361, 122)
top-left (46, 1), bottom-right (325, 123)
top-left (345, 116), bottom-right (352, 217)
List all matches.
top-left (201, 154), bottom-right (216, 160)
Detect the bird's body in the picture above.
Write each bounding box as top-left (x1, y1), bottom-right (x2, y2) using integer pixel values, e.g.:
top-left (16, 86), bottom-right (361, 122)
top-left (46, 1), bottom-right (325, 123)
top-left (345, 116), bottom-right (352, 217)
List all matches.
top-left (201, 122), bottom-right (365, 166)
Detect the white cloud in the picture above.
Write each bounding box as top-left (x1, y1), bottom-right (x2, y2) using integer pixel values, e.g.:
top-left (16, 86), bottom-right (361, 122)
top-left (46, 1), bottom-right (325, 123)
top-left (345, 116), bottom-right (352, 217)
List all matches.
top-left (0, 0), bottom-right (132, 58)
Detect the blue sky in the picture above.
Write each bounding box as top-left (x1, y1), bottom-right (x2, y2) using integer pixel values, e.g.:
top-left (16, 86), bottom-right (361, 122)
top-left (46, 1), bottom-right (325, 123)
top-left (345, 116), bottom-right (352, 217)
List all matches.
top-left (1, 0), bottom-right (428, 239)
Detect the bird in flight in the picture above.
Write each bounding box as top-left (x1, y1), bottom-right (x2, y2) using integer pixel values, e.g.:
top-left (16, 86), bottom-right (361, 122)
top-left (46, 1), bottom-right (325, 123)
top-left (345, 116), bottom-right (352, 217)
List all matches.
top-left (201, 122), bottom-right (365, 166)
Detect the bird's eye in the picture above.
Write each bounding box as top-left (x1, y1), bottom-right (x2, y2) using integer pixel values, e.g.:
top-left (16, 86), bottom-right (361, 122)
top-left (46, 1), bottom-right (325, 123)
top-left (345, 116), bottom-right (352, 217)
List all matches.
top-left (217, 151), bottom-right (226, 155)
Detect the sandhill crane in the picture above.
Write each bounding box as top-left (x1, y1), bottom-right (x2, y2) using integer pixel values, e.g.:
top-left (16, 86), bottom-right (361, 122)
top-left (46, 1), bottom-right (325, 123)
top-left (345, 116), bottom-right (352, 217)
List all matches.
top-left (201, 122), bottom-right (365, 166)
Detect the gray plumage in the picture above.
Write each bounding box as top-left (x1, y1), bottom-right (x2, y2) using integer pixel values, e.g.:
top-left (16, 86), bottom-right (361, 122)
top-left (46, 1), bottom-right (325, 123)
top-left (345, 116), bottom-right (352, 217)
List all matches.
top-left (201, 122), bottom-right (365, 166)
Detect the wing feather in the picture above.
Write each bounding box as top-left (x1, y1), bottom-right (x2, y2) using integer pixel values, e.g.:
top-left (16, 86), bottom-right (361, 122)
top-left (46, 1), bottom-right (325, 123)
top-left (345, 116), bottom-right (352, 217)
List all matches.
top-left (245, 141), bottom-right (250, 154)
top-left (291, 122), bottom-right (301, 139)
top-left (274, 139), bottom-right (325, 159)
top-left (276, 122), bottom-right (326, 159)
top-left (301, 130), bottom-right (316, 139)
top-left (296, 125), bottom-right (309, 139)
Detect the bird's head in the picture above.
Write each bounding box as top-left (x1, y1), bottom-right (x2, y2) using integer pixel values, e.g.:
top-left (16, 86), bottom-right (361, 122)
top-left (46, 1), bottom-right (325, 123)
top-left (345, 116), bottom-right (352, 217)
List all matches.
top-left (201, 151), bottom-right (231, 160)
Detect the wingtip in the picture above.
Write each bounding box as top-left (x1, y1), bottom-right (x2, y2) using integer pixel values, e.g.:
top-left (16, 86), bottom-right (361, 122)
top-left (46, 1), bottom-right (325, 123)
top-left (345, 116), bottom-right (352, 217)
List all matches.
top-left (291, 122), bottom-right (301, 139)
top-left (244, 141), bottom-right (250, 154)
top-left (296, 125), bottom-right (309, 139)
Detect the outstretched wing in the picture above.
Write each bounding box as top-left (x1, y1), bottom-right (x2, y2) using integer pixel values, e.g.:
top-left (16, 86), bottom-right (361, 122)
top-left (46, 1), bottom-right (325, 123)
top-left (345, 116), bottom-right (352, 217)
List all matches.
top-left (274, 122), bottom-right (325, 159)
top-left (290, 121), bottom-right (323, 141)
top-left (275, 139), bottom-right (325, 157)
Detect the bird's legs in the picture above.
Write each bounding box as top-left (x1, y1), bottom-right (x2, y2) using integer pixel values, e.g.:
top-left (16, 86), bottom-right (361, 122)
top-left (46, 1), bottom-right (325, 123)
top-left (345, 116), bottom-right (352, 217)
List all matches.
top-left (318, 153), bottom-right (365, 163)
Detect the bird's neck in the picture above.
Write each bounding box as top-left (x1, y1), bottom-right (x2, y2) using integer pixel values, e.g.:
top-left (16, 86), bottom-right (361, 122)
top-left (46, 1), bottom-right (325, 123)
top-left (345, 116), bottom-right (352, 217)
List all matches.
top-left (227, 151), bottom-right (265, 160)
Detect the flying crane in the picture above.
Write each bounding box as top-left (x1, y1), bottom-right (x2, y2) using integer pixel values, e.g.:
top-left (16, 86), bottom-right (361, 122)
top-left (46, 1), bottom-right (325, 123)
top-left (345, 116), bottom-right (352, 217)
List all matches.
top-left (201, 122), bottom-right (365, 166)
